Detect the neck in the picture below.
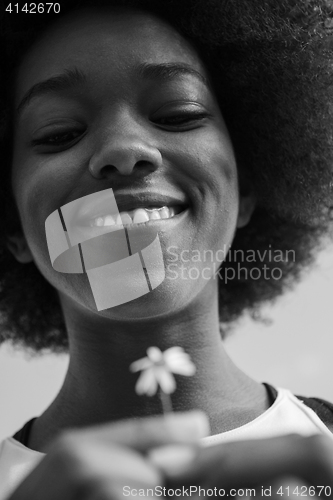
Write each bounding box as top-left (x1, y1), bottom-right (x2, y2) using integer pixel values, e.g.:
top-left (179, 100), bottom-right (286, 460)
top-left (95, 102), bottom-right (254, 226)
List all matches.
top-left (29, 284), bottom-right (268, 452)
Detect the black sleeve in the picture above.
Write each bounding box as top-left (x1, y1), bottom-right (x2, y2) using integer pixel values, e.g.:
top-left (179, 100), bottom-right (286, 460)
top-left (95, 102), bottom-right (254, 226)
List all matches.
top-left (12, 417), bottom-right (37, 447)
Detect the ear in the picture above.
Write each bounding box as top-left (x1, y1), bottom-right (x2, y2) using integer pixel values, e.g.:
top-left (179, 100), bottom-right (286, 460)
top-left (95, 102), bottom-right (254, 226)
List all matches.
top-left (237, 193), bottom-right (256, 228)
top-left (6, 233), bottom-right (33, 263)
top-left (236, 170), bottom-right (256, 229)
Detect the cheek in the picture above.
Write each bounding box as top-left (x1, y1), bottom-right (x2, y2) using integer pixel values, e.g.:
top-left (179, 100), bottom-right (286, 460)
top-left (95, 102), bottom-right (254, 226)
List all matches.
top-left (11, 144), bottom-right (85, 244)
top-left (169, 126), bottom-right (239, 244)
top-left (10, 151), bottom-right (87, 292)
top-left (162, 130), bottom-right (239, 288)
top-left (11, 168), bottom-right (96, 309)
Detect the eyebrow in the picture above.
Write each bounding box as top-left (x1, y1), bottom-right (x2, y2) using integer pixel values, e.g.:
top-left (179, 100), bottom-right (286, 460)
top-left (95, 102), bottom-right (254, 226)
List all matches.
top-left (137, 62), bottom-right (210, 89)
top-left (16, 63), bottom-right (210, 117)
top-left (16, 67), bottom-right (87, 117)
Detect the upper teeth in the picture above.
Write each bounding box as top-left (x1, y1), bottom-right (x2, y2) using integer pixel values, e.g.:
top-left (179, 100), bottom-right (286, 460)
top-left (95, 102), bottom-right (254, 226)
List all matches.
top-left (90, 206), bottom-right (179, 227)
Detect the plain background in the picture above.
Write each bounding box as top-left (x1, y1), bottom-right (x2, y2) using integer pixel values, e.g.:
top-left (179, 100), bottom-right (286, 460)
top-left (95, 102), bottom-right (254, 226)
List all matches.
top-left (0, 244), bottom-right (332, 442)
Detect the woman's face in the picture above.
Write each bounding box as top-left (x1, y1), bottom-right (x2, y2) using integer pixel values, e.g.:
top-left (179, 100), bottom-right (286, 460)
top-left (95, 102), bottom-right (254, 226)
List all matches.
top-left (11, 8), bottom-right (244, 320)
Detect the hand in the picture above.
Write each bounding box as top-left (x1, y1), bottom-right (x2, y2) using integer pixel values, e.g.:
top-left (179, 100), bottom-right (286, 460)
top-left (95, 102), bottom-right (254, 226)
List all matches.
top-left (7, 411), bottom-right (208, 500)
top-left (152, 434), bottom-right (333, 499)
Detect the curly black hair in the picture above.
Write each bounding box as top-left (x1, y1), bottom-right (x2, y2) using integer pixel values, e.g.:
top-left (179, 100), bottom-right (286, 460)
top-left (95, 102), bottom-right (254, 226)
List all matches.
top-left (0, 0), bottom-right (332, 352)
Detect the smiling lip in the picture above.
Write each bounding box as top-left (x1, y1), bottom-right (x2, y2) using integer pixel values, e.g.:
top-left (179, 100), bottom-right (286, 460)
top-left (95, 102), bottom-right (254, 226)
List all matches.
top-left (75, 191), bottom-right (189, 227)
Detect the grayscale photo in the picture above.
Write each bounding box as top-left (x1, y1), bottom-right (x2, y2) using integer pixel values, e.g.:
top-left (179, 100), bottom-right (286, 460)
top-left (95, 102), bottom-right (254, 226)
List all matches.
top-left (0, 0), bottom-right (333, 498)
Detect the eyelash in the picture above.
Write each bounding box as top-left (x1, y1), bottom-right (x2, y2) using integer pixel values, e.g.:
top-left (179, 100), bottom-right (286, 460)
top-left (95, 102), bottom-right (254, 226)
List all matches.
top-left (32, 130), bottom-right (83, 147)
top-left (31, 112), bottom-right (209, 148)
top-left (154, 111), bottom-right (209, 127)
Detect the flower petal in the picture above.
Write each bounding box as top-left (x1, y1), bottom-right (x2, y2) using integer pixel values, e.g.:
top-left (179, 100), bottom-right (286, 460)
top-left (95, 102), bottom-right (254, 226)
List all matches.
top-left (145, 377), bottom-right (158, 396)
top-left (147, 346), bottom-right (163, 363)
top-left (164, 350), bottom-right (196, 376)
top-left (135, 368), bottom-right (158, 396)
top-left (164, 348), bottom-right (189, 366)
top-left (154, 366), bottom-right (176, 394)
top-left (163, 346), bottom-right (184, 359)
top-left (169, 362), bottom-right (196, 376)
top-left (129, 357), bottom-right (152, 372)
top-left (165, 352), bottom-right (189, 366)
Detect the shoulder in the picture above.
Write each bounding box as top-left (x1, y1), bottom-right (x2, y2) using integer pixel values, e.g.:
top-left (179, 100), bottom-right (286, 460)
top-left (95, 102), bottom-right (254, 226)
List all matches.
top-left (296, 395), bottom-right (333, 430)
top-left (0, 436), bottom-right (42, 499)
top-left (264, 383), bottom-right (333, 434)
top-left (0, 434), bottom-right (42, 464)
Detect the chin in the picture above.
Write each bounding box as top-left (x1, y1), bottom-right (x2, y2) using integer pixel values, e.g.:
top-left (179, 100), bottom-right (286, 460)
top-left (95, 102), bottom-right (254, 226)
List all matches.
top-left (95, 280), bottom-right (191, 321)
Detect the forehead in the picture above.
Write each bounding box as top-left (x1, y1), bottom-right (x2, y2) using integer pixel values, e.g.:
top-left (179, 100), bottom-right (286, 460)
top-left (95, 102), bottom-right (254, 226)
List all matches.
top-left (16, 8), bottom-right (207, 100)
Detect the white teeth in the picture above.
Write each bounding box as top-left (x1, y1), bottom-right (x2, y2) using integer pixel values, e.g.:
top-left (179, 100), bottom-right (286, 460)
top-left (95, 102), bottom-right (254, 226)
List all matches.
top-left (122, 213), bottom-right (133, 225)
top-left (133, 209), bottom-right (150, 223)
top-left (90, 205), bottom-right (181, 226)
top-left (149, 210), bottom-right (161, 220)
top-left (159, 207), bottom-right (170, 219)
top-left (103, 215), bottom-right (116, 226)
top-left (116, 212), bottom-right (132, 225)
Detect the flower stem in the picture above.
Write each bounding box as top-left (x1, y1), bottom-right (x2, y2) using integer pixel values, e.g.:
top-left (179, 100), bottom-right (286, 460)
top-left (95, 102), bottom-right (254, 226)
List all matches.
top-left (159, 388), bottom-right (173, 414)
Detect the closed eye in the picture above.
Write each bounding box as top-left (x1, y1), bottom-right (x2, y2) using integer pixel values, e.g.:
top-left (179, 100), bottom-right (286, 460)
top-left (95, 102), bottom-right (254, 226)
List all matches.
top-left (153, 112), bottom-right (210, 129)
top-left (32, 129), bottom-right (84, 148)
top-left (31, 111), bottom-right (209, 150)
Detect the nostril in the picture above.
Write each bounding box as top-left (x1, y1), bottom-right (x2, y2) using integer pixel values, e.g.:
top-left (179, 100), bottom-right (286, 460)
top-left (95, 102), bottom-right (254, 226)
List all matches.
top-left (99, 164), bottom-right (118, 176)
top-left (132, 159), bottom-right (158, 174)
top-left (89, 147), bottom-right (162, 178)
top-left (135, 160), bottom-right (151, 167)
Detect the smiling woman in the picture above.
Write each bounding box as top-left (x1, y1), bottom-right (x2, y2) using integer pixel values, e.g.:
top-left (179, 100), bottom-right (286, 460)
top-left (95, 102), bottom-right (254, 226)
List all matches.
top-left (1, 0), bottom-right (333, 348)
top-left (1, 1), bottom-right (333, 499)
top-left (10, 4), bottom-right (239, 324)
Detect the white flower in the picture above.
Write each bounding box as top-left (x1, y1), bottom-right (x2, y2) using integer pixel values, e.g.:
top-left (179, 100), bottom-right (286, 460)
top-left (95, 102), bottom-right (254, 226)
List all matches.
top-left (130, 346), bottom-right (196, 396)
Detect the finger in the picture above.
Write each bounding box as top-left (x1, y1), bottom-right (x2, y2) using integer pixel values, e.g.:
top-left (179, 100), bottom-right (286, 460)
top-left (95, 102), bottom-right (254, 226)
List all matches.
top-left (166, 434), bottom-right (333, 490)
top-left (8, 440), bottom-right (163, 500)
top-left (149, 444), bottom-right (198, 476)
top-left (70, 410), bottom-right (210, 452)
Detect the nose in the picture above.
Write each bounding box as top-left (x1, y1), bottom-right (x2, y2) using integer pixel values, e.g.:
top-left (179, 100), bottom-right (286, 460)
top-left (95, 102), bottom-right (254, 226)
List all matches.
top-left (88, 121), bottom-right (163, 179)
